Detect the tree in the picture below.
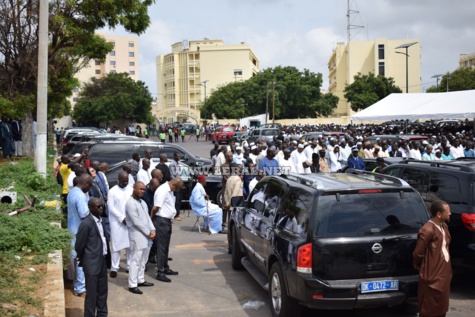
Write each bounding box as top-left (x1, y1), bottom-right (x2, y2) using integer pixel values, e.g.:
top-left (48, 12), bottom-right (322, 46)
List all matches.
top-left (344, 72), bottom-right (402, 112)
top-left (201, 66), bottom-right (336, 119)
top-left (426, 67), bottom-right (475, 92)
top-left (73, 73), bottom-right (154, 126)
top-left (0, 0), bottom-right (155, 156)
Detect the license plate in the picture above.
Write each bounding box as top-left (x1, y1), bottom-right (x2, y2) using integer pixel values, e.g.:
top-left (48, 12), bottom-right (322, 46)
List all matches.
top-left (361, 280), bottom-right (399, 293)
top-left (222, 135), bottom-right (227, 138)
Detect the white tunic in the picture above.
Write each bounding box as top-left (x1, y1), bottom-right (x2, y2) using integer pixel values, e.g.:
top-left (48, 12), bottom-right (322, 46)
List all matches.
top-left (290, 150), bottom-right (310, 174)
top-left (108, 185), bottom-right (133, 251)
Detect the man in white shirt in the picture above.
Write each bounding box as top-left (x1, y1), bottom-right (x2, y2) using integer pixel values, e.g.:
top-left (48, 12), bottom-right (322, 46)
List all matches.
top-left (328, 145), bottom-right (342, 172)
top-left (278, 149), bottom-right (296, 174)
top-left (291, 144), bottom-right (309, 173)
top-left (151, 177), bottom-right (184, 283)
top-left (107, 171), bottom-right (133, 278)
top-left (136, 158), bottom-right (152, 186)
top-left (449, 140), bottom-right (464, 159)
top-left (168, 152), bottom-right (184, 220)
top-left (214, 146), bottom-right (228, 176)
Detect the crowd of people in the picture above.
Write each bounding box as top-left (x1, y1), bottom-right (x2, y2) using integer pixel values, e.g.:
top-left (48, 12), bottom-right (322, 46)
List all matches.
top-left (206, 120), bottom-right (474, 181)
top-left (57, 146), bottom-right (224, 316)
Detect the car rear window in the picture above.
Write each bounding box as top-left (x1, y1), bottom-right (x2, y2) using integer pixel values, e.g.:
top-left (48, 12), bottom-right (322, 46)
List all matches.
top-left (315, 191), bottom-right (428, 238)
top-left (261, 129), bottom-right (277, 136)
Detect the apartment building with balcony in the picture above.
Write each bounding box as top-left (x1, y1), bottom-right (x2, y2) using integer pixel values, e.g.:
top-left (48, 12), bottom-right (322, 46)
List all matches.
top-left (156, 39), bottom-right (259, 124)
top-left (459, 53), bottom-right (475, 68)
top-left (57, 34), bottom-right (139, 128)
top-left (328, 38), bottom-right (421, 116)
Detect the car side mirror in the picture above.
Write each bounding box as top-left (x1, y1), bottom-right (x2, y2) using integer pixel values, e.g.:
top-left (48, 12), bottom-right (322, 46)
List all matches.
top-left (231, 196), bottom-right (244, 207)
top-left (184, 154), bottom-right (189, 161)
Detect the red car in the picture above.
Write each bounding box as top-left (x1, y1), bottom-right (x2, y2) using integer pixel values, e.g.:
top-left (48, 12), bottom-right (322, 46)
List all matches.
top-left (212, 126), bottom-right (236, 144)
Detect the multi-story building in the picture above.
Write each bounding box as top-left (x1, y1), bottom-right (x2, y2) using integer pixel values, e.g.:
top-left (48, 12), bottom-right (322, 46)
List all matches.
top-left (156, 39), bottom-right (259, 124)
top-left (459, 53), bottom-right (475, 68)
top-left (58, 34), bottom-right (139, 128)
top-left (328, 38), bottom-right (421, 116)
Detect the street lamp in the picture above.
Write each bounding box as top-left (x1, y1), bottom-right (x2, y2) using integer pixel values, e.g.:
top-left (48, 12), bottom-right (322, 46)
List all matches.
top-left (200, 80), bottom-right (209, 122)
top-left (395, 42), bottom-right (418, 93)
top-left (431, 74), bottom-right (443, 92)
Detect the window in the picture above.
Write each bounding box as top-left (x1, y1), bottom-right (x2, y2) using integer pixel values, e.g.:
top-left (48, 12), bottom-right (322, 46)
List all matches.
top-left (129, 61), bottom-right (135, 67)
top-left (400, 168), bottom-right (430, 194)
top-left (316, 192), bottom-right (427, 237)
top-left (95, 70), bottom-right (101, 75)
top-left (73, 97), bottom-right (78, 102)
top-left (378, 44), bottom-right (385, 59)
top-left (129, 52), bottom-right (134, 57)
top-left (429, 172), bottom-right (462, 204)
top-left (128, 42), bottom-right (134, 47)
top-left (95, 60), bottom-right (101, 66)
top-left (110, 50), bottom-right (115, 56)
top-left (110, 61), bottom-right (116, 66)
top-left (130, 71), bottom-right (135, 75)
top-left (72, 87), bottom-right (79, 93)
top-left (379, 62), bottom-right (385, 77)
top-left (110, 70), bottom-right (116, 74)
top-left (277, 189), bottom-right (312, 235)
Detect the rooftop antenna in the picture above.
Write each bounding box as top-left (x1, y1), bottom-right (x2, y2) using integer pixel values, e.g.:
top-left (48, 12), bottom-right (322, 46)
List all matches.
top-left (346, 0), bottom-right (364, 114)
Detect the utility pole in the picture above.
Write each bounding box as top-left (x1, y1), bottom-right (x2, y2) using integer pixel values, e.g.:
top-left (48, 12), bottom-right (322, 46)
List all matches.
top-left (35, 0), bottom-right (48, 177)
top-left (265, 82), bottom-right (269, 124)
top-left (272, 81), bottom-right (276, 125)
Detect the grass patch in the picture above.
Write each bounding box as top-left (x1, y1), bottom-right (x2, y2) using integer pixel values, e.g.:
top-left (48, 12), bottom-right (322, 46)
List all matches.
top-left (0, 158), bottom-right (70, 316)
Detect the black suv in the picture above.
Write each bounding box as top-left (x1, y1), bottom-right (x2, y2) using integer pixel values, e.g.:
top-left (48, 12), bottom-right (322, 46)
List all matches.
top-left (228, 171), bottom-right (429, 316)
top-left (83, 140), bottom-right (211, 172)
top-left (383, 159), bottom-right (475, 271)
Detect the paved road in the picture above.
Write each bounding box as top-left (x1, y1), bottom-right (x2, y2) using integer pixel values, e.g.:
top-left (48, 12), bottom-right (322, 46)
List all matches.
top-left (66, 137), bottom-right (475, 317)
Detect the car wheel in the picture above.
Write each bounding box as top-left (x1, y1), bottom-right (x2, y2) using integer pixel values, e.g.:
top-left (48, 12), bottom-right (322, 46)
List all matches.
top-left (231, 227), bottom-right (244, 270)
top-left (269, 263), bottom-right (300, 317)
top-left (217, 189), bottom-right (223, 207)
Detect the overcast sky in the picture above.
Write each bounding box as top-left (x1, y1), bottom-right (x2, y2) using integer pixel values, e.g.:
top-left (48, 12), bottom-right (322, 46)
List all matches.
top-left (108, 0), bottom-right (475, 96)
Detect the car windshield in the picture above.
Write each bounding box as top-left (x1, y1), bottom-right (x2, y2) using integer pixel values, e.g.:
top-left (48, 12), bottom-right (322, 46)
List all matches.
top-left (261, 129), bottom-right (278, 136)
top-left (314, 191), bottom-right (429, 238)
top-left (223, 127), bottom-right (234, 132)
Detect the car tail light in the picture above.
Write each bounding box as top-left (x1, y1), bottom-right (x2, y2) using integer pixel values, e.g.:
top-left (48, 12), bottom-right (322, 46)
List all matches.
top-left (84, 158), bottom-right (90, 168)
top-left (62, 141), bottom-right (68, 146)
top-left (297, 243), bottom-right (312, 273)
top-left (461, 213), bottom-right (475, 231)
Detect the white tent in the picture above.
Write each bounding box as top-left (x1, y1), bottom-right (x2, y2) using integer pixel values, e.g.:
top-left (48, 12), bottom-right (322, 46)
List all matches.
top-left (351, 90), bottom-right (475, 121)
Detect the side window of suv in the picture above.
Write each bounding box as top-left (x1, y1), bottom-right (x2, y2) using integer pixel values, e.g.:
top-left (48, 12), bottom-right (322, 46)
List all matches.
top-left (277, 189), bottom-right (312, 235)
top-left (429, 172), bottom-right (462, 204)
top-left (384, 167), bottom-right (401, 177)
top-left (262, 180), bottom-right (283, 220)
top-left (249, 181), bottom-right (268, 212)
top-left (400, 168), bottom-right (429, 195)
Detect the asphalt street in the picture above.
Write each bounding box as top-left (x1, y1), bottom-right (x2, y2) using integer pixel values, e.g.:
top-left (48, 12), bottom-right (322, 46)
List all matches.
top-left (67, 136), bottom-right (474, 317)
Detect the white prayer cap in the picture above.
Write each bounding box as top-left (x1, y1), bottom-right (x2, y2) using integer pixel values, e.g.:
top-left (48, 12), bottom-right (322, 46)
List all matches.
top-left (236, 147), bottom-right (243, 151)
top-left (422, 140), bottom-right (429, 145)
top-left (250, 145), bottom-right (257, 150)
top-left (297, 144), bottom-right (304, 149)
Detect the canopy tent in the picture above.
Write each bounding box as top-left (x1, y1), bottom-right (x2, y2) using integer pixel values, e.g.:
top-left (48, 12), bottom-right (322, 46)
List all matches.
top-left (351, 90), bottom-right (475, 121)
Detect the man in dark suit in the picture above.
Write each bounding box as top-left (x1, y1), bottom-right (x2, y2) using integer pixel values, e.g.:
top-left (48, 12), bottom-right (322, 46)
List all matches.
top-left (75, 197), bottom-right (110, 317)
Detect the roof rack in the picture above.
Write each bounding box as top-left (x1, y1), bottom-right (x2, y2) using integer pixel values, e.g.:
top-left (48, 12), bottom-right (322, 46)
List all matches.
top-left (397, 160), bottom-right (475, 172)
top-left (344, 169), bottom-right (409, 187)
top-left (279, 172), bottom-right (325, 189)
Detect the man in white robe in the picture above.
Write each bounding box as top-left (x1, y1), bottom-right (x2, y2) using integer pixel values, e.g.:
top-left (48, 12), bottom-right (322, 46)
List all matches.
top-left (190, 175), bottom-right (223, 234)
top-left (108, 171), bottom-right (133, 278)
top-left (291, 144), bottom-right (310, 173)
top-left (136, 158), bottom-right (152, 186)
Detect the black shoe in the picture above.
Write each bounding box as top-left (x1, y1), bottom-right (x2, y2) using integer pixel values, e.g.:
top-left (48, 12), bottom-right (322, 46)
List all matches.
top-left (110, 271), bottom-right (117, 278)
top-left (148, 257), bottom-right (157, 264)
top-left (128, 287), bottom-right (143, 295)
top-left (218, 230), bottom-right (227, 234)
top-left (164, 269), bottom-right (178, 276)
top-left (156, 274), bottom-right (171, 283)
top-left (168, 257), bottom-right (173, 261)
top-left (138, 281), bottom-right (154, 287)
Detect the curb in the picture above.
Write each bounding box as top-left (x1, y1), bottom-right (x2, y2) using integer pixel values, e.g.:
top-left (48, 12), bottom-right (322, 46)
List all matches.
top-left (44, 249), bottom-right (66, 317)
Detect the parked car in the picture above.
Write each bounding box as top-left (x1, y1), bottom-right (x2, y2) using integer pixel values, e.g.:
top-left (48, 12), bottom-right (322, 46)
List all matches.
top-left (366, 134), bottom-right (428, 144)
top-left (105, 160), bottom-right (222, 207)
top-left (298, 132), bottom-right (324, 143)
top-left (62, 133), bottom-right (137, 155)
top-left (246, 128), bottom-right (279, 144)
top-left (383, 159), bottom-right (475, 271)
top-left (232, 131), bottom-right (248, 143)
top-left (228, 171), bottom-right (428, 316)
top-left (211, 126), bottom-right (236, 144)
top-left (341, 157), bottom-right (406, 173)
top-left (82, 140), bottom-right (212, 172)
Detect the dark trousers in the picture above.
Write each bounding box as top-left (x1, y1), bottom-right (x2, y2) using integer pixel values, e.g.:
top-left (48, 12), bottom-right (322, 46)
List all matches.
top-left (174, 189), bottom-right (182, 217)
top-left (149, 236), bottom-right (157, 261)
top-left (153, 216), bottom-right (171, 274)
top-left (84, 257), bottom-right (108, 317)
top-left (61, 193), bottom-right (68, 215)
